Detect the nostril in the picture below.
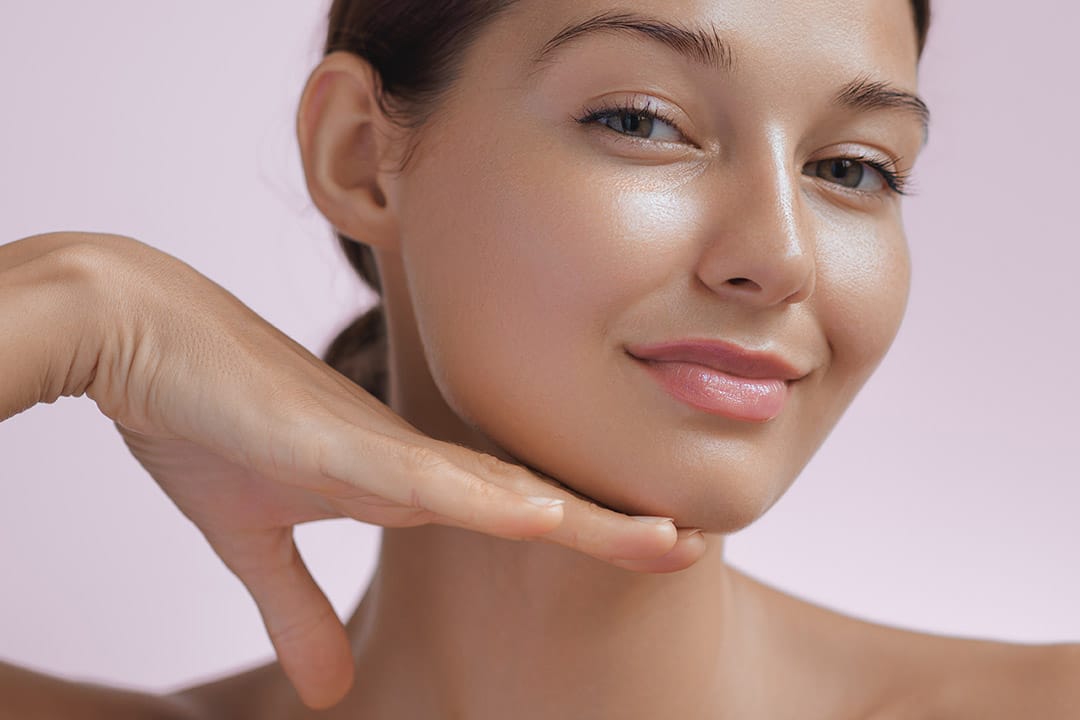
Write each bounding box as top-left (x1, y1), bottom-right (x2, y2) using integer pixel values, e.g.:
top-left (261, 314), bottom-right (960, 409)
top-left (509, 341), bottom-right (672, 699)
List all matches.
top-left (727, 277), bottom-right (761, 290)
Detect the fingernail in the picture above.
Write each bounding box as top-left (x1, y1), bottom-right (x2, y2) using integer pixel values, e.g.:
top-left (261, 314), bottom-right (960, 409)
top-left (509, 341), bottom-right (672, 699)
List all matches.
top-left (683, 528), bottom-right (704, 537)
top-left (631, 516), bottom-right (675, 526)
top-left (525, 496), bottom-right (565, 508)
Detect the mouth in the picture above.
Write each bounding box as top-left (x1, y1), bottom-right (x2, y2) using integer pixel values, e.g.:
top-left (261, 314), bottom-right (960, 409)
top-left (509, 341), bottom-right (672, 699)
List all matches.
top-left (625, 339), bottom-right (808, 423)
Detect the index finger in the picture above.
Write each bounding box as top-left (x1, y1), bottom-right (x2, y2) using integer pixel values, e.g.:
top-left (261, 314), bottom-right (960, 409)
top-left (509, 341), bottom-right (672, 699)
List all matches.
top-left (434, 444), bottom-right (685, 562)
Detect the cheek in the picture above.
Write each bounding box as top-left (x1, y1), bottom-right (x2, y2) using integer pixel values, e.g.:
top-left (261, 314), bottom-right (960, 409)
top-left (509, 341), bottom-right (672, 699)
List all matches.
top-left (397, 137), bottom-right (698, 431)
top-left (719, 215), bottom-right (911, 521)
top-left (816, 213), bottom-right (911, 399)
top-left (393, 119), bottom-right (912, 530)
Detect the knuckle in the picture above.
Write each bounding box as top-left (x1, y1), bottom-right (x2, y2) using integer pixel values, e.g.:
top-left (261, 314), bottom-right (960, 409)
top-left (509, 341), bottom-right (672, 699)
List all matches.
top-left (471, 451), bottom-right (510, 477)
top-left (461, 474), bottom-right (500, 504)
top-left (582, 499), bottom-right (610, 519)
top-left (42, 241), bottom-right (117, 294)
top-left (268, 603), bottom-right (336, 645)
top-left (475, 455), bottom-right (539, 497)
top-left (400, 444), bottom-right (457, 478)
top-left (474, 453), bottom-right (565, 496)
top-left (43, 234), bottom-right (145, 284)
top-left (560, 505), bottom-right (607, 551)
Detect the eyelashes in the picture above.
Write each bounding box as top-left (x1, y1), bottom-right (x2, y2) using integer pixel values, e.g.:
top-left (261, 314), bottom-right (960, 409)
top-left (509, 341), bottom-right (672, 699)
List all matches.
top-left (576, 98), bottom-right (688, 145)
top-left (823, 154), bottom-right (914, 196)
top-left (802, 154), bottom-right (914, 196)
top-left (574, 98), bottom-right (915, 197)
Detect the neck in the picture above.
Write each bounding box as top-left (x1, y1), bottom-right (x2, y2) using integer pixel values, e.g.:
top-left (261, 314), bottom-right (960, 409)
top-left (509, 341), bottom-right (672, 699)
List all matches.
top-left (334, 258), bottom-right (761, 717)
top-left (344, 526), bottom-right (753, 719)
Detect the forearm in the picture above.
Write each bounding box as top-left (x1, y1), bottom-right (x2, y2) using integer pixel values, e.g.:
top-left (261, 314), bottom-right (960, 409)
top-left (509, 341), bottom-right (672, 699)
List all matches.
top-left (0, 233), bottom-right (107, 422)
top-left (0, 236), bottom-right (201, 718)
top-left (0, 660), bottom-right (201, 720)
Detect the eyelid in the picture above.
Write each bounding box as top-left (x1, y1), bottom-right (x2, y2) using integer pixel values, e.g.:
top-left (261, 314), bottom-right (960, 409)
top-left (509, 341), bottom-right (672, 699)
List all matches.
top-left (573, 97), bottom-right (916, 196)
top-left (575, 93), bottom-right (699, 148)
top-left (822, 143), bottom-right (907, 175)
top-left (807, 143), bottom-right (914, 197)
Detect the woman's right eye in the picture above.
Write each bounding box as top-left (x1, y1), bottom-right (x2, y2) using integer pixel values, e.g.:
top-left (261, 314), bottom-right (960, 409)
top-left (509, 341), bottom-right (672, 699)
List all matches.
top-left (595, 109), bottom-right (683, 143)
top-left (577, 101), bottom-right (688, 145)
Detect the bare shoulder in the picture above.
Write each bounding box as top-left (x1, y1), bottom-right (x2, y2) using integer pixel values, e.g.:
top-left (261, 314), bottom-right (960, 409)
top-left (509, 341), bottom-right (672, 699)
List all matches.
top-left (928, 639), bottom-right (1080, 719)
top-left (728, 567), bottom-right (1080, 719)
top-left (0, 659), bottom-right (203, 720)
top-left (166, 658), bottom-right (293, 720)
top-left (0, 656), bottom-right (295, 720)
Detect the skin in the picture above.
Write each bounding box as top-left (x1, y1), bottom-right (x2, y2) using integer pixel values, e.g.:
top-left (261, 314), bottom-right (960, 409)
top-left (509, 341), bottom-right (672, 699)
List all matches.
top-left (171, 0), bottom-right (1076, 718)
top-left (4, 0), bottom-right (1078, 718)
top-left (377, 0), bottom-right (915, 537)
top-left (315, 0), bottom-right (920, 708)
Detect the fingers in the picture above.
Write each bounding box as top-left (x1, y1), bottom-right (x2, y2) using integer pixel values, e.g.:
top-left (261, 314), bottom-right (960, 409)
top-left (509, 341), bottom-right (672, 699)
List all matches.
top-left (603, 528), bottom-right (709, 573)
top-left (208, 527), bottom-right (354, 710)
top-left (524, 494), bottom-right (679, 562)
top-left (422, 444), bottom-right (695, 565)
top-left (315, 426), bottom-right (568, 539)
top-left (313, 420), bottom-right (704, 571)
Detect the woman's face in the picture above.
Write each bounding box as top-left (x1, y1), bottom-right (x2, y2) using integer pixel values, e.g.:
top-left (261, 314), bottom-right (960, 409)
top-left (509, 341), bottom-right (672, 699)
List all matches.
top-left (381, 0), bottom-right (925, 532)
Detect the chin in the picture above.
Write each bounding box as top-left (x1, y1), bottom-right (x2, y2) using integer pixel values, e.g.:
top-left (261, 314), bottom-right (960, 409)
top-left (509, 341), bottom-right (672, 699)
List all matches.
top-left (430, 349), bottom-right (826, 535)
top-left (628, 470), bottom-right (791, 534)
top-left (490, 432), bottom-right (797, 535)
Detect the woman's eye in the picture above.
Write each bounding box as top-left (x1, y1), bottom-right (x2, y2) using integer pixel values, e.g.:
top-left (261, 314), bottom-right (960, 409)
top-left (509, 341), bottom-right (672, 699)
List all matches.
top-left (805, 158), bottom-right (886, 193)
top-left (593, 109), bottom-right (684, 143)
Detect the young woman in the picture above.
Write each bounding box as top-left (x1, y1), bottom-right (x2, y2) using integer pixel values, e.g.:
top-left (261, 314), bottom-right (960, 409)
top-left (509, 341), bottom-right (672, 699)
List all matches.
top-left (2, 0), bottom-right (1077, 718)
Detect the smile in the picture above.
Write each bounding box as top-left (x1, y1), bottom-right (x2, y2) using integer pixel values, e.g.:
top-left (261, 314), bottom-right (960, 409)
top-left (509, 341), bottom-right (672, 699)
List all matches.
top-left (625, 339), bottom-right (806, 422)
top-left (630, 357), bottom-right (790, 422)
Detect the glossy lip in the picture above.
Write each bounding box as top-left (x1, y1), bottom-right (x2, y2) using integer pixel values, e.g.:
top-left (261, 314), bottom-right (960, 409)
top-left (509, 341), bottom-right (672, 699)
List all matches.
top-left (624, 339), bottom-right (808, 422)
top-left (624, 339), bottom-right (807, 381)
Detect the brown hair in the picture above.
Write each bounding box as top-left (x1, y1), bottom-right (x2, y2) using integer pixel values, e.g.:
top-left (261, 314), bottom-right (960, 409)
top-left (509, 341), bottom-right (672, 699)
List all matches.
top-left (320, 0), bottom-right (933, 403)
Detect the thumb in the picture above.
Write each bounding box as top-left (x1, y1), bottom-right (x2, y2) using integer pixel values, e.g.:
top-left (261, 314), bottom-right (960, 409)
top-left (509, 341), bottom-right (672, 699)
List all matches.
top-left (211, 526), bottom-right (355, 709)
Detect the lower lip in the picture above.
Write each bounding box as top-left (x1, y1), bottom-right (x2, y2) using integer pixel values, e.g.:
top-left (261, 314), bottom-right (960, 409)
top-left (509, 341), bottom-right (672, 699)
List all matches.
top-left (631, 357), bottom-right (790, 422)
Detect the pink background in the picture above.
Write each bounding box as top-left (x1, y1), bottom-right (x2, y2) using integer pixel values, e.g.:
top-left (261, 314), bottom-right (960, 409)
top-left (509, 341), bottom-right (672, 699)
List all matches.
top-left (2, 1), bottom-right (1077, 693)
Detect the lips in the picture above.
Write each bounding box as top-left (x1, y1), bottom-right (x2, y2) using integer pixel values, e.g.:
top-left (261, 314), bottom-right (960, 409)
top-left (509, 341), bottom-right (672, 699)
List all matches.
top-left (625, 339), bottom-right (807, 422)
top-left (625, 339), bottom-right (805, 381)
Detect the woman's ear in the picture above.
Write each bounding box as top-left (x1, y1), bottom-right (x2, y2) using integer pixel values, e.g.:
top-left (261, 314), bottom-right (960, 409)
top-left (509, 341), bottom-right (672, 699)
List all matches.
top-left (297, 51), bottom-right (401, 252)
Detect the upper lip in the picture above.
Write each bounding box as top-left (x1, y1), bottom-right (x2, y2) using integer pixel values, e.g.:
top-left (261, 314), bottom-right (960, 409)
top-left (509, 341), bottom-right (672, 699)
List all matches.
top-left (626, 339), bottom-right (807, 381)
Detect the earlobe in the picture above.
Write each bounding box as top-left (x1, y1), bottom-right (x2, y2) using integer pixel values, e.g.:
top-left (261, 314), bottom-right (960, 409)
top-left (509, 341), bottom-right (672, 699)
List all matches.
top-left (297, 51), bottom-right (399, 251)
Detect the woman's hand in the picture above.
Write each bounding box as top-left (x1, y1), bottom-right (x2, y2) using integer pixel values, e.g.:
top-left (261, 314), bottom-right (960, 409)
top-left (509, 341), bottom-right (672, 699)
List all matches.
top-left (1, 232), bottom-right (706, 709)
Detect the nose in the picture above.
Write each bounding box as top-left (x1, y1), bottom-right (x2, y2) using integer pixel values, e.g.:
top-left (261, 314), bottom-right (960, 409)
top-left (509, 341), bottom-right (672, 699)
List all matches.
top-left (694, 151), bottom-right (816, 308)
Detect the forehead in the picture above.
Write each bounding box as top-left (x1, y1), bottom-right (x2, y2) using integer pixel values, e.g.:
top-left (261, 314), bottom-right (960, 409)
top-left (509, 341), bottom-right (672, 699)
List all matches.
top-left (501, 0), bottom-right (920, 90)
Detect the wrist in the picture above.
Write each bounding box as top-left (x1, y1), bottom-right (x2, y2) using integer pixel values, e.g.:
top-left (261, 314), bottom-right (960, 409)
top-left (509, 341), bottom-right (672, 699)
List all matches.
top-left (0, 233), bottom-right (115, 418)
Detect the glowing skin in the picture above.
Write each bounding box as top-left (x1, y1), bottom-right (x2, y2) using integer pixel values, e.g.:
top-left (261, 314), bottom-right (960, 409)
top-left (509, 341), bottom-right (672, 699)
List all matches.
top-left (298, 0), bottom-right (917, 716)
top-left (383, 1), bottom-right (916, 535)
top-left (178, 0), bottom-right (1071, 717)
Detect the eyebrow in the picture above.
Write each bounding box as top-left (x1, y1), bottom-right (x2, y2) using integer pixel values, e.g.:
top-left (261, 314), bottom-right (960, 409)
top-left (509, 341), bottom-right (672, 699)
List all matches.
top-left (531, 10), bottom-right (931, 143)
top-left (835, 75), bottom-right (931, 144)
top-left (532, 10), bottom-right (736, 72)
